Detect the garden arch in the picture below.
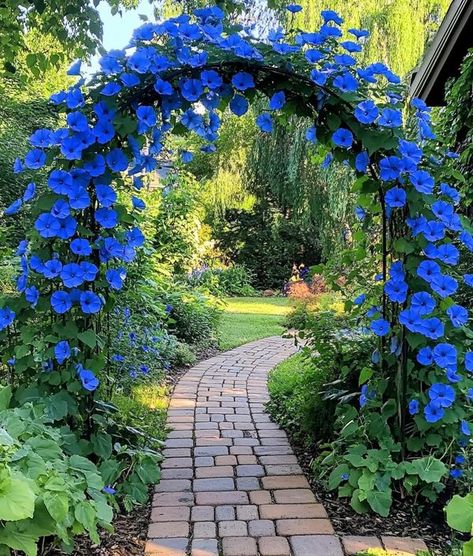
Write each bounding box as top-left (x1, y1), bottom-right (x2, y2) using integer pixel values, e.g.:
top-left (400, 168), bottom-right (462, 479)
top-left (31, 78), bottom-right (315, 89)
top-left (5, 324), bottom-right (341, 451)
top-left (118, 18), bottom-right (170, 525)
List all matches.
top-left (3, 4), bottom-right (473, 517)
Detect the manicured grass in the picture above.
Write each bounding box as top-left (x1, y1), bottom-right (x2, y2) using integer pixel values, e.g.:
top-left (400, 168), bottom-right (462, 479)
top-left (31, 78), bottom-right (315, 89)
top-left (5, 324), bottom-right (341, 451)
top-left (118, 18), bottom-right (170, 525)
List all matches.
top-left (218, 296), bottom-right (292, 351)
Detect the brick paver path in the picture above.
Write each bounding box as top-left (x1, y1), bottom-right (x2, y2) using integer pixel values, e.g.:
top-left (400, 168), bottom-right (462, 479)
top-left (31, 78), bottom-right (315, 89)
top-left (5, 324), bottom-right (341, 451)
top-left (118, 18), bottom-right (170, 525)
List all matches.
top-left (146, 337), bottom-right (428, 556)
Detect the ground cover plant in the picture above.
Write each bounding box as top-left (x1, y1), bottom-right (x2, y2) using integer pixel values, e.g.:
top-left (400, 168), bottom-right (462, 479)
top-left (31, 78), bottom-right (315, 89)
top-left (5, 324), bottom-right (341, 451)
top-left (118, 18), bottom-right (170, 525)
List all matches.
top-left (0, 2), bottom-right (472, 553)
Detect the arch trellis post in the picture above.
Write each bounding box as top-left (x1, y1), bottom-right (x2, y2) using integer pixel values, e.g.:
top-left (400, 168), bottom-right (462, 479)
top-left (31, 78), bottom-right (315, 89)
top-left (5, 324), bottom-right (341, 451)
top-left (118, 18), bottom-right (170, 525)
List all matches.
top-left (2, 4), bottom-right (473, 516)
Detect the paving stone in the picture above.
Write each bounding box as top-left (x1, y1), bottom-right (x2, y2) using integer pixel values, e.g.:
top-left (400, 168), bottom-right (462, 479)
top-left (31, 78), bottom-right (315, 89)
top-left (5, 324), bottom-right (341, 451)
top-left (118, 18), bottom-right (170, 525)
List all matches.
top-left (249, 490), bottom-right (272, 505)
top-left (145, 538), bottom-right (188, 555)
top-left (381, 536), bottom-right (429, 554)
top-left (343, 536), bottom-right (383, 554)
top-left (265, 464), bottom-right (303, 475)
top-left (261, 476), bottom-right (309, 490)
top-left (193, 521), bottom-right (216, 538)
top-left (215, 455), bottom-right (237, 465)
top-left (148, 521), bottom-right (189, 538)
top-left (237, 455), bottom-right (258, 464)
top-left (258, 536), bottom-right (291, 556)
top-left (196, 490), bottom-right (249, 505)
top-left (290, 535), bottom-right (344, 556)
top-left (194, 456), bottom-right (214, 467)
top-left (236, 504), bottom-right (259, 520)
top-left (236, 477), bottom-right (261, 490)
top-left (259, 504), bottom-right (327, 519)
top-left (193, 478), bottom-right (234, 492)
top-left (150, 506), bottom-right (190, 523)
top-left (152, 492), bottom-right (194, 507)
top-left (236, 464), bottom-right (265, 477)
top-left (221, 537), bottom-right (258, 556)
top-left (191, 506), bottom-right (214, 522)
top-left (161, 458), bottom-right (193, 469)
top-left (161, 468), bottom-right (193, 480)
top-left (276, 518), bottom-right (334, 535)
top-left (194, 446), bottom-right (228, 457)
top-left (195, 465), bottom-right (234, 478)
top-left (216, 505), bottom-right (235, 521)
top-left (248, 519), bottom-right (275, 537)
top-left (273, 489), bottom-right (317, 504)
top-left (219, 520), bottom-right (248, 537)
top-left (155, 479), bottom-right (192, 493)
top-left (191, 539), bottom-right (219, 556)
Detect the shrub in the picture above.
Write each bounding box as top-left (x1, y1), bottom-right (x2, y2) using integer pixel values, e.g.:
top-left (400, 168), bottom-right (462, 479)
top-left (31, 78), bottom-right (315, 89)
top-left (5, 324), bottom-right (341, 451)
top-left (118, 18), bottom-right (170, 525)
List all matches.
top-left (268, 311), bottom-right (370, 444)
top-left (187, 264), bottom-right (257, 297)
top-left (165, 287), bottom-right (221, 347)
top-left (0, 387), bottom-right (114, 555)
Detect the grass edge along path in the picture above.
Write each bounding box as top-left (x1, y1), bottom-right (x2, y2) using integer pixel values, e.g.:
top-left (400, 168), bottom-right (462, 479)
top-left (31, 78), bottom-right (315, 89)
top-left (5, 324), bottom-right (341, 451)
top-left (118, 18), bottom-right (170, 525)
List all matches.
top-left (218, 296), bottom-right (292, 351)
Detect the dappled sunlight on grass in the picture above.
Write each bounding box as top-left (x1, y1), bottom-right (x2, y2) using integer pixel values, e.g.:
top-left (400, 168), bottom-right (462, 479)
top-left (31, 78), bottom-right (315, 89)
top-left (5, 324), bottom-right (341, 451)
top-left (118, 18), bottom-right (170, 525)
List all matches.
top-left (219, 296), bottom-right (292, 351)
top-left (131, 383), bottom-right (169, 410)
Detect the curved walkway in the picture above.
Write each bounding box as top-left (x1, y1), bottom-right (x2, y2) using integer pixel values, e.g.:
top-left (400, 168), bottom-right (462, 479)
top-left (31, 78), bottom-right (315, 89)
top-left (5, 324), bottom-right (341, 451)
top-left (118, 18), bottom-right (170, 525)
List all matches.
top-left (145, 337), bottom-right (428, 556)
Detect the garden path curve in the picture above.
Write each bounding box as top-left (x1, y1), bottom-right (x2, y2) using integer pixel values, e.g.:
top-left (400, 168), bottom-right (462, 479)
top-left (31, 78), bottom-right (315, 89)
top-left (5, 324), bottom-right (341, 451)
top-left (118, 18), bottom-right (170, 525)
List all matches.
top-left (145, 337), bottom-right (428, 556)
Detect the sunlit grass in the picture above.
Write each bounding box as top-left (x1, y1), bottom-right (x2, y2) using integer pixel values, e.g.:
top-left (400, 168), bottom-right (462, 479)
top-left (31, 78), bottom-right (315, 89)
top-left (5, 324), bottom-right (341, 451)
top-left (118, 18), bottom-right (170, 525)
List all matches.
top-left (218, 296), bottom-right (292, 351)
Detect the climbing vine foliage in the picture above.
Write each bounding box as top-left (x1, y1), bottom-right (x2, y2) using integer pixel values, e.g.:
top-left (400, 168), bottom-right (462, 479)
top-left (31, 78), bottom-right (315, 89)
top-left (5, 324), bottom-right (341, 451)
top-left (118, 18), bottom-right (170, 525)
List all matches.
top-left (2, 4), bottom-right (473, 518)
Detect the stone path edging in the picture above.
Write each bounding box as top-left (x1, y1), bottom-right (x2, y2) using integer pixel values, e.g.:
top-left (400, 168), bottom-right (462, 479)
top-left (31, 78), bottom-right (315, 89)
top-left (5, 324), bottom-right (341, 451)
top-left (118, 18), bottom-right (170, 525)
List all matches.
top-left (145, 337), bottom-right (428, 556)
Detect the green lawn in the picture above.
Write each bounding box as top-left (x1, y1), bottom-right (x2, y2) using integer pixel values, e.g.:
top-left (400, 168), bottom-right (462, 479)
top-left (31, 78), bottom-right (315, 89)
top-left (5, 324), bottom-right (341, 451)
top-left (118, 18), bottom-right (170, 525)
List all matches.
top-left (218, 296), bottom-right (292, 351)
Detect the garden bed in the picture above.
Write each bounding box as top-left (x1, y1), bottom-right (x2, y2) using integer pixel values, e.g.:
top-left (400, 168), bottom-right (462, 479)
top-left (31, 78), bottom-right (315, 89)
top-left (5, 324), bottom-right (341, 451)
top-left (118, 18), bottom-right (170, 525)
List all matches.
top-left (279, 421), bottom-right (453, 555)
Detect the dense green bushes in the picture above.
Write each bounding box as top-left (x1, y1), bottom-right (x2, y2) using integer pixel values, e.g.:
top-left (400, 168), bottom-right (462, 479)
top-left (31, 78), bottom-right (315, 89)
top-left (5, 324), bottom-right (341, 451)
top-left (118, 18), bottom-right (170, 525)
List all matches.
top-left (268, 311), bottom-right (374, 444)
top-left (186, 264), bottom-right (256, 296)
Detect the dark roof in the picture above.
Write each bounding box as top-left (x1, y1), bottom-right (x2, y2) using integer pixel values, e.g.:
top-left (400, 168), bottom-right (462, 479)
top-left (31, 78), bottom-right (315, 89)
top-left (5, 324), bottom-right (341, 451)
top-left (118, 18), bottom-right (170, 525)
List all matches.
top-left (409, 0), bottom-right (473, 106)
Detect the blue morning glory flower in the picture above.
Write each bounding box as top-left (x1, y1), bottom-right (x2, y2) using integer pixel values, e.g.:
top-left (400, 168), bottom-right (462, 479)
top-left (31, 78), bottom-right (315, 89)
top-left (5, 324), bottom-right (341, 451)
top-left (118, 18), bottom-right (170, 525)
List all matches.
top-left (398, 139), bottom-right (422, 164)
top-left (417, 260), bottom-right (441, 283)
top-left (332, 128), bottom-right (353, 149)
top-left (95, 208), bottom-right (118, 229)
top-left (106, 268), bottom-right (125, 290)
top-left (450, 469), bottom-right (463, 479)
top-left (96, 184), bottom-right (117, 208)
top-left (132, 196), bottom-right (146, 210)
top-left (384, 279), bottom-right (408, 303)
top-left (333, 72), bottom-right (358, 93)
top-left (422, 221), bottom-right (445, 242)
top-left (431, 274), bottom-right (458, 298)
top-left (200, 70), bottom-right (222, 90)
top-left (424, 401), bottom-right (444, 423)
top-left (35, 213), bottom-right (61, 238)
top-left (25, 286), bottom-right (39, 307)
top-left (464, 352), bottom-right (473, 372)
top-left (43, 259), bottom-right (63, 279)
top-left (455, 455), bottom-right (465, 465)
top-left (420, 318), bottom-right (444, 340)
top-left (136, 105), bottom-right (157, 129)
top-left (231, 72), bottom-right (255, 91)
top-left (229, 94), bottom-right (249, 117)
top-left (409, 170), bottom-right (434, 194)
top-left (67, 60), bottom-right (81, 75)
top-left (50, 200), bottom-right (70, 220)
top-left (411, 292), bottom-right (436, 315)
top-left (256, 113), bottom-right (273, 133)
top-left (103, 485), bottom-right (116, 495)
top-left (77, 364), bottom-right (100, 391)
top-left (23, 182), bottom-right (36, 203)
top-left (84, 155), bottom-right (106, 177)
top-left (55, 340), bottom-right (71, 364)
top-left (51, 291), bottom-right (72, 314)
top-left (127, 226), bottom-right (145, 247)
top-left (61, 263), bottom-right (85, 288)
top-left (409, 400), bottom-right (419, 415)
top-left (429, 383), bottom-right (455, 408)
top-left (354, 293), bottom-right (366, 305)
top-left (399, 309), bottom-right (422, 332)
top-left (70, 239), bottom-right (92, 256)
top-left (355, 206), bottom-right (366, 220)
top-left (447, 305), bottom-right (468, 328)
top-left (0, 307), bottom-right (15, 331)
top-left (354, 100), bottom-right (378, 124)
top-left (321, 9), bottom-right (343, 24)
top-left (68, 188), bottom-right (90, 210)
top-left (93, 119), bottom-right (115, 144)
top-left (417, 347), bottom-right (433, 366)
top-left (121, 72), bottom-right (140, 87)
top-left (106, 148), bottom-right (129, 172)
top-left (80, 291), bottom-right (102, 314)
top-left (460, 231), bottom-right (473, 251)
top-left (24, 149), bottom-right (47, 169)
top-left (48, 170), bottom-right (73, 194)
top-left (287, 3), bottom-right (302, 12)
top-left (30, 128), bottom-right (54, 148)
top-left (269, 91), bottom-right (286, 110)
top-left (305, 127), bottom-right (317, 143)
top-left (432, 343), bottom-right (457, 369)
top-left (371, 318), bottom-right (390, 336)
top-left (436, 243), bottom-right (459, 266)
top-left (4, 199), bottom-right (22, 215)
top-left (378, 108), bottom-right (402, 128)
top-left (461, 420), bottom-right (471, 436)
top-left (67, 111), bottom-right (89, 132)
top-left (80, 262), bottom-right (99, 282)
top-left (440, 182), bottom-right (460, 203)
top-left (379, 156), bottom-right (402, 181)
top-left (355, 151), bottom-right (369, 173)
top-left (385, 187), bottom-right (406, 208)
top-left (305, 49), bottom-right (323, 63)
